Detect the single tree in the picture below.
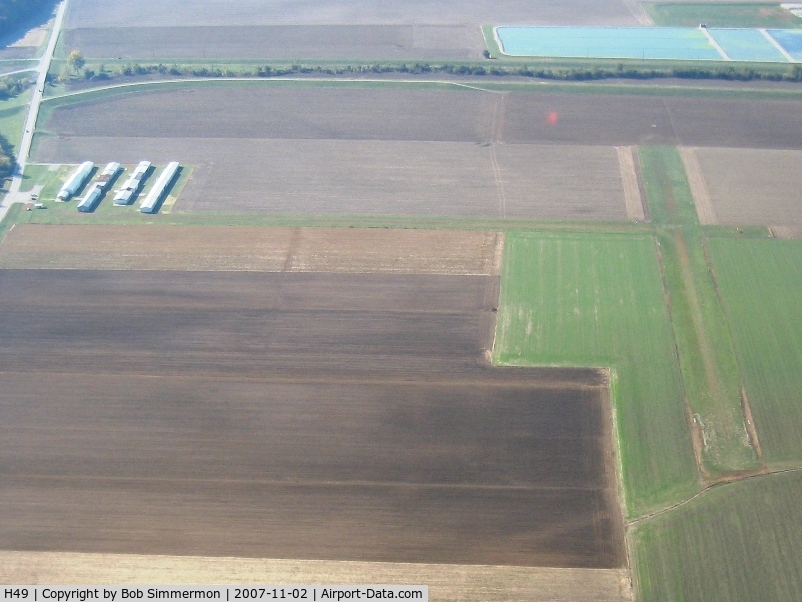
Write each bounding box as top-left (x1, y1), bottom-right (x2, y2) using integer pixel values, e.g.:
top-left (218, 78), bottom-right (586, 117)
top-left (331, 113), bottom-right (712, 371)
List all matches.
top-left (68, 50), bottom-right (85, 73)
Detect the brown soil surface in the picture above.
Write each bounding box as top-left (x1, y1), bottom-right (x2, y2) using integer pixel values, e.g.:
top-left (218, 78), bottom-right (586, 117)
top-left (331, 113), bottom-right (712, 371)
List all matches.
top-left (616, 146), bottom-right (646, 221)
top-left (33, 139), bottom-right (629, 220)
top-left (0, 225), bottom-right (501, 274)
top-left (0, 552), bottom-right (633, 601)
top-left (501, 92), bottom-right (802, 150)
top-left (63, 25), bottom-right (484, 61)
top-left (42, 87), bottom-right (802, 149)
top-left (693, 148), bottom-right (802, 229)
top-left (678, 147), bottom-right (716, 225)
top-left (64, 0), bottom-right (638, 29)
top-left (0, 269), bottom-right (625, 569)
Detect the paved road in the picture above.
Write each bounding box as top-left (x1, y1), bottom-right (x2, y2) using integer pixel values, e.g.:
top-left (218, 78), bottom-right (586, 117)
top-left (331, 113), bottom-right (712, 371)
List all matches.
top-left (0, 1), bottom-right (67, 222)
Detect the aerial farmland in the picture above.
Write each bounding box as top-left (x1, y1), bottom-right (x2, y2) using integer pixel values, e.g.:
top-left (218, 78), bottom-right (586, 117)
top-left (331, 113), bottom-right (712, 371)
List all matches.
top-left (2, 0), bottom-right (802, 600)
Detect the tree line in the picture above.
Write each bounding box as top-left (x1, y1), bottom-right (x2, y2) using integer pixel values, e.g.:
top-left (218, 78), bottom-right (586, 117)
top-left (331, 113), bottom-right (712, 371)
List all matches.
top-left (0, 76), bottom-right (30, 179)
top-left (70, 60), bottom-right (802, 84)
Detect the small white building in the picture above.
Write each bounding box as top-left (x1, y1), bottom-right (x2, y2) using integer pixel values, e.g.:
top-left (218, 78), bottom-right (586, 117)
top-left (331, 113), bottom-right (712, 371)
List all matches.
top-left (140, 162), bottom-right (179, 214)
top-left (114, 161), bottom-right (151, 205)
top-left (76, 183), bottom-right (103, 212)
top-left (57, 161), bottom-right (94, 201)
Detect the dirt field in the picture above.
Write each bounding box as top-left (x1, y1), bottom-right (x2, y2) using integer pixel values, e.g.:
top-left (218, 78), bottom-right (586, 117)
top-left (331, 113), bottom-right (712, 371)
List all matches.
top-left (65, 0), bottom-right (639, 29)
top-left (63, 25), bottom-right (484, 60)
top-left (501, 92), bottom-right (802, 149)
top-left (0, 45), bottom-right (37, 59)
top-left (0, 552), bottom-right (633, 602)
top-left (0, 224), bottom-right (501, 273)
top-left (34, 137), bottom-right (629, 219)
top-left (0, 268), bottom-right (625, 569)
top-left (690, 148), bottom-right (802, 229)
top-left (45, 87), bottom-right (499, 142)
top-left (37, 86), bottom-right (719, 220)
top-left (42, 85), bottom-right (802, 148)
top-left (61, 0), bottom-right (643, 59)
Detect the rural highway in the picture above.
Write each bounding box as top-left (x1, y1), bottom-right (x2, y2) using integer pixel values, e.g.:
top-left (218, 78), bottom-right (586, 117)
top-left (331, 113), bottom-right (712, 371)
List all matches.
top-left (0, 0), bottom-right (67, 223)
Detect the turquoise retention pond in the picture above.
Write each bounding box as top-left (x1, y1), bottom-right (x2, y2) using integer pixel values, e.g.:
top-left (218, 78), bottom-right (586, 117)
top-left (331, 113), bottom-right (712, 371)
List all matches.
top-left (494, 26), bottom-right (801, 63)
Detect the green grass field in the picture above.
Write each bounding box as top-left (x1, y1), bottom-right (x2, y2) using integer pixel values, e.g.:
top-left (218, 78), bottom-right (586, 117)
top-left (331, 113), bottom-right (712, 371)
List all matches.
top-left (709, 238), bottom-right (802, 468)
top-left (632, 469), bottom-right (802, 601)
top-left (639, 146), bottom-right (759, 474)
top-left (0, 85), bottom-right (32, 152)
top-left (494, 232), bottom-right (700, 518)
top-left (644, 3), bottom-right (802, 28)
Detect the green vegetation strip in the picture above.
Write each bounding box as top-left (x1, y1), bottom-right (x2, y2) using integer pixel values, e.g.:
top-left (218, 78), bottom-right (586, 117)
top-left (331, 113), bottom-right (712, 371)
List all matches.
top-left (494, 232), bottom-right (699, 517)
top-left (644, 3), bottom-right (802, 28)
top-left (40, 76), bottom-right (802, 113)
top-left (632, 469), bottom-right (802, 601)
top-left (639, 146), bottom-right (759, 474)
top-left (708, 238), bottom-right (802, 468)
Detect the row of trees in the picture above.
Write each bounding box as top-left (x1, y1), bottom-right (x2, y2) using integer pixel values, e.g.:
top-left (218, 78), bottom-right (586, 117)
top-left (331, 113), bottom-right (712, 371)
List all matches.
top-left (0, 134), bottom-right (14, 179)
top-left (0, 75), bottom-right (29, 179)
top-left (66, 59), bottom-right (802, 84)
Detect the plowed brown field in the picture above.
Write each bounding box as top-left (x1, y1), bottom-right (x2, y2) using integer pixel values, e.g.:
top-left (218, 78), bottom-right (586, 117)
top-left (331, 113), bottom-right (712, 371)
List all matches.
top-left (0, 224), bottom-right (502, 274)
top-left (690, 148), bottom-right (802, 230)
top-left (0, 268), bottom-right (625, 569)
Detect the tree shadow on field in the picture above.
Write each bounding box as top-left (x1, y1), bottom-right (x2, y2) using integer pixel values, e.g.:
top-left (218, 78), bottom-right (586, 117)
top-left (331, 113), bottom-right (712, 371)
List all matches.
top-left (0, 132), bottom-right (18, 182)
top-left (0, 0), bottom-right (62, 50)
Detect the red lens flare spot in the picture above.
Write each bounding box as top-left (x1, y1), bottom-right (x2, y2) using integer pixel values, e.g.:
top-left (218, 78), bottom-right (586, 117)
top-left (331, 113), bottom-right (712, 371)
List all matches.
top-left (546, 111), bottom-right (559, 126)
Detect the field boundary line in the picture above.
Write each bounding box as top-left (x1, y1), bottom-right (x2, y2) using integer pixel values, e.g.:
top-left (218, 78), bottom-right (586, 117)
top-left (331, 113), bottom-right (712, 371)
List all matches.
top-left (492, 231), bottom-right (505, 276)
top-left (490, 144), bottom-right (507, 219)
top-left (0, 67), bottom-right (37, 77)
top-left (627, 464), bottom-right (802, 526)
top-left (678, 147), bottom-right (717, 225)
top-left (0, 369), bottom-right (604, 389)
top-left (660, 98), bottom-right (683, 146)
top-left (623, 0), bottom-right (654, 25)
top-left (38, 77), bottom-right (802, 107)
top-left (43, 77), bottom-right (506, 103)
top-left (449, 81), bottom-right (505, 93)
top-left (5, 472), bottom-right (606, 493)
top-left (283, 226), bottom-right (302, 272)
top-left (616, 146), bottom-right (646, 221)
top-left (700, 27), bottom-right (732, 61)
top-left (493, 91), bottom-right (508, 141)
top-left (760, 29), bottom-right (796, 63)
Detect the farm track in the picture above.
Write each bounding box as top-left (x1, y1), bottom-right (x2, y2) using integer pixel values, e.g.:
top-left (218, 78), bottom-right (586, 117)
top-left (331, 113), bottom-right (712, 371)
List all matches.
top-left (678, 147), bottom-right (716, 225)
top-left (627, 463), bottom-right (802, 527)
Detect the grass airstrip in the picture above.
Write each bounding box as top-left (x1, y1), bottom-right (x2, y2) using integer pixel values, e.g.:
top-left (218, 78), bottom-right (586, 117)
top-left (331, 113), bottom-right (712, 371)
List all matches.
top-left (493, 144), bottom-right (802, 600)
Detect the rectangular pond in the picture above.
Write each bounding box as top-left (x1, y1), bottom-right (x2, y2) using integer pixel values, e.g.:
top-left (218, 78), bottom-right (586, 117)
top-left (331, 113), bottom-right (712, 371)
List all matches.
top-left (495, 26), bottom-right (801, 63)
